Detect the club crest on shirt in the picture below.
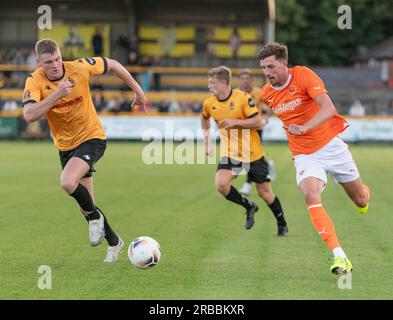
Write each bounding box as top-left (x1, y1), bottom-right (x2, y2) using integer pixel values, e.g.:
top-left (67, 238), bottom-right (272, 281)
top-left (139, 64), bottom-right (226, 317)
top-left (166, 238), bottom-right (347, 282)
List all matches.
top-left (248, 98), bottom-right (256, 107)
top-left (289, 86), bottom-right (296, 93)
top-left (68, 77), bottom-right (76, 87)
top-left (229, 102), bottom-right (235, 110)
top-left (85, 57), bottom-right (96, 65)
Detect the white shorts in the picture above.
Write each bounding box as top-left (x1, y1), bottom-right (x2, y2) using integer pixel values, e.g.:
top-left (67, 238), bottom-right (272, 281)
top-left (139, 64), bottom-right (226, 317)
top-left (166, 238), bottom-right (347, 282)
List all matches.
top-left (294, 137), bottom-right (360, 186)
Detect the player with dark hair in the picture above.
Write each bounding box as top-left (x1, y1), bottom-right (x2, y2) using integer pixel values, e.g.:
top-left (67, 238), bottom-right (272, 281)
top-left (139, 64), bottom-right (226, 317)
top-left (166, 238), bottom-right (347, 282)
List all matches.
top-left (257, 42), bottom-right (370, 274)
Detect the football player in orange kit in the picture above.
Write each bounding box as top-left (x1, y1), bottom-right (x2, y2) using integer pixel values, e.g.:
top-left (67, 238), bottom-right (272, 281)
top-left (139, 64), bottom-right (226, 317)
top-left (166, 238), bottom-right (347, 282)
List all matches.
top-left (258, 42), bottom-right (370, 275)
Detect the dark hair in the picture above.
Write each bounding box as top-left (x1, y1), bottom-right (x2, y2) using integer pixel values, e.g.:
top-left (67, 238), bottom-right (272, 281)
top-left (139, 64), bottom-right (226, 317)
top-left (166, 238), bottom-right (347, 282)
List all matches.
top-left (208, 65), bottom-right (231, 85)
top-left (35, 39), bottom-right (59, 57)
top-left (257, 42), bottom-right (288, 61)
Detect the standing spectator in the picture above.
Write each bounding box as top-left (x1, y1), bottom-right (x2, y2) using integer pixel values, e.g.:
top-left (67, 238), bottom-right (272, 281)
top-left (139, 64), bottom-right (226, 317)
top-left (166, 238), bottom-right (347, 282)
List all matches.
top-left (230, 29), bottom-right (241, 58)
top-left (140, 56), bottom-right (153, 92)
top-left (92, 26), bottom-right (104, 56)
top-left (388, 100), bottom-right (393, 115)
top-left (12, 49), bottom-right (27, 87)
top-left (151, 55), bottom-right (161, 91)
top-left (349, 99), bottom-right (366, 117)
top-left (128, 33), bottom-right (139, 56)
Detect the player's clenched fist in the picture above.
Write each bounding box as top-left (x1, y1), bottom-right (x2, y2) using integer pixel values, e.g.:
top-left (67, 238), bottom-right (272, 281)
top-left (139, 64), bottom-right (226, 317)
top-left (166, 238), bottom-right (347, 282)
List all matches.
top-left (56, 79), bottom-right (73, 99)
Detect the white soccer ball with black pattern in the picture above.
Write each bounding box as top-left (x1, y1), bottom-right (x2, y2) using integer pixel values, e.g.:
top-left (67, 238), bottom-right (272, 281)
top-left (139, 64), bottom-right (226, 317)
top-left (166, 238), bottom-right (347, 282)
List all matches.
top-left (128, 236), bottom-right (161, 269)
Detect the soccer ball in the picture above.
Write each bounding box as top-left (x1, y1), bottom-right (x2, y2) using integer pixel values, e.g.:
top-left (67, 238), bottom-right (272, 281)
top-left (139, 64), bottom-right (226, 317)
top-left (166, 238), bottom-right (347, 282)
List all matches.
top-left (128, 236), bottom-right (161, 269)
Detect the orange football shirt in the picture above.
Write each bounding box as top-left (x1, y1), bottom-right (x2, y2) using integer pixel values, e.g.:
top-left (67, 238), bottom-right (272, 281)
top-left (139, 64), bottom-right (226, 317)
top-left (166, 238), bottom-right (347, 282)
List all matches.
top-left (260, 66), bottom-right (348, 155)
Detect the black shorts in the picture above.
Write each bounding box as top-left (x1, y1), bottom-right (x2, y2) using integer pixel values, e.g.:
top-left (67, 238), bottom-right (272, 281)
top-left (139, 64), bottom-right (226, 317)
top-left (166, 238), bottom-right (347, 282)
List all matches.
top-left (59, 139), bottom-right (107, 178)
top-left (217, 156), bottom-right (271, 184)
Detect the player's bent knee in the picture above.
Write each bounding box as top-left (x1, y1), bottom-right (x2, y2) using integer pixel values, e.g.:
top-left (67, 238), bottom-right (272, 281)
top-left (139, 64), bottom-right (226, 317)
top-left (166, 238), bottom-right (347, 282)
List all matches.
top-left (216, 182), bottom-right (230, 195)
top-left (258, 189), bottom-right (274, 203)
top-left (60, 177), bottom-right (78, 194)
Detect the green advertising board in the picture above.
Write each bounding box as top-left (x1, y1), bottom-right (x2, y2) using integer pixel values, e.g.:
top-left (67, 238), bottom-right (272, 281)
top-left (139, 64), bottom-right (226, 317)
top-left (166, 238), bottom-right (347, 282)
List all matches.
top-left (0, 117), bottom-right (18, 138)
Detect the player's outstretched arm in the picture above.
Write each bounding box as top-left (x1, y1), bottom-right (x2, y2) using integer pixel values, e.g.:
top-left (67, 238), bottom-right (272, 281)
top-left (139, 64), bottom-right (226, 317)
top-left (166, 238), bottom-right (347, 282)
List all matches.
top-left (23, 79), bottom-right (73, 123)
top-left (106, 58), bottom-right (146, 111)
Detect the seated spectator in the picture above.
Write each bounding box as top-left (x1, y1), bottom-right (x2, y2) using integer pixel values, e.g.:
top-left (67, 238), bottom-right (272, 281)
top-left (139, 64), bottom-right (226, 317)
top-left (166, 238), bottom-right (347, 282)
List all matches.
top-left (92, 89), bottom-right (105, 112)
top-left (157, 100), bottom-right (170, 113)
top-left (349, 99), bottom-right (366, 117)
top-left (119, 91), bottom-right (132, 112)
top-left (191, 101), bottom-right (202, 113)
top-left (106, 96), bottom-right (121, 113)
top-left (181, 100), bottom-right (193, 114)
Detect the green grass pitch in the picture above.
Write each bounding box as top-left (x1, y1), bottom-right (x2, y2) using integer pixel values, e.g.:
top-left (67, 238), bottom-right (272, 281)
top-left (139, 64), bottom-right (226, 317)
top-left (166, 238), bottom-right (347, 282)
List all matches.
top-left (0, 141), bottom-right (392, 299)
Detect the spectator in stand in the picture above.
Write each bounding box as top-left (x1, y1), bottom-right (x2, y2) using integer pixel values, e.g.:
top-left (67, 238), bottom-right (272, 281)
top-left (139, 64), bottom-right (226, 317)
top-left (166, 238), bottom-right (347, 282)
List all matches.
top-left (191, 101), bottom-right (202, 113)
top-left (12, 49), bottom-right (27, 87)
top-left (26, 49), bottom-right (38, 69)
top-left (151, 55), bottom-right (161, 91)
top-left (128, 33), bottom-right (139, 57)
top-left (181, 100), bottom-right (193, 114)
top-left (127, 51), bottom-right (140, 81)
top-left (140, 56), bottom-right (153, 92)
top-left (119, 90), bottom-right (132, 112)
top-left (230, 29), bottom-right (241, 59)
top-left (388, 100), bottom-right (393, 115)
top-left (106, 96), bottom-right (121, 113)
top-left (349, 99), bottom-right (366, 117)
top-left (92, 89), bottom-right (106, 112)
top-left (92, 26), bottom-right (104, 56)
top-left (157, 100), bottom-right (170, 113)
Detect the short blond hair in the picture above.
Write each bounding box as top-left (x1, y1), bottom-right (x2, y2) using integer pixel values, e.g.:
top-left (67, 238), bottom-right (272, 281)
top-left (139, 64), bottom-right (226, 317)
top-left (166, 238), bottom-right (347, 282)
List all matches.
top-left (35, 39), bottom-right (59, 57)
top-left (208, 66), bottom-right (231, 85)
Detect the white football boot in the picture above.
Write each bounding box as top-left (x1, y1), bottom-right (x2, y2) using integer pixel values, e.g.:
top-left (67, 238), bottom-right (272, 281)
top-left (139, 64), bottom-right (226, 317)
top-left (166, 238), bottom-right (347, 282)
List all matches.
top-left (88, 212), bottom-right (105, 247)
top-left (104, 238), bottom-right (124, 263)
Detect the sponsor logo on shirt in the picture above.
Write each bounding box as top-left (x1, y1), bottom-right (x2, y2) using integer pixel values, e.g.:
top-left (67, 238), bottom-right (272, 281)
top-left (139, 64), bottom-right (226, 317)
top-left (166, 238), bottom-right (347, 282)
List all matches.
top-left (273, 98), bottom-right (302, 115)
top-left (53, 96), bottom-right (83, 109)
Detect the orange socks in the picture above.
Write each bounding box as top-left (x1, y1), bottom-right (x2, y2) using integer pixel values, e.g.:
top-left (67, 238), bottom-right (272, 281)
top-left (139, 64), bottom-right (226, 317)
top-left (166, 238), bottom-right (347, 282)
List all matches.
top-left (307, 201), bottom-right (340, 250)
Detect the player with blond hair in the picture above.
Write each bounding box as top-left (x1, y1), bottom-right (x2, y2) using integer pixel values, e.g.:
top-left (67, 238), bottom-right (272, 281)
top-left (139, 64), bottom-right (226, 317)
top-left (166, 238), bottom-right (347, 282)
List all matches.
top-left (22, 39), bottom-right (146, 263)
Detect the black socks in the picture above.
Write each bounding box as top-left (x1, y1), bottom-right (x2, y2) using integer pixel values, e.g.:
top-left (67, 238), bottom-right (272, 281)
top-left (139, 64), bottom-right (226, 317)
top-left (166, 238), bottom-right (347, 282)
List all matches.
top-left (225, 186), bottom-right (253, 210)
top-left (268, 196), bottom-right (287, 226)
